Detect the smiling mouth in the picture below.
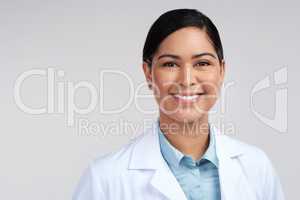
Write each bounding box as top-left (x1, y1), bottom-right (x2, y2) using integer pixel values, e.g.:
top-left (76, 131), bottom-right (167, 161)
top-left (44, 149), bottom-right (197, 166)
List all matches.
top-left (170, 93), bottom-right (205, 102)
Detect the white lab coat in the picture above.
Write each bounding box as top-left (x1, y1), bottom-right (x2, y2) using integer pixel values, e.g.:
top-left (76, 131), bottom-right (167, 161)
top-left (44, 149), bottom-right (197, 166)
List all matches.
top-left (73, 121), bottom-right (285, 200)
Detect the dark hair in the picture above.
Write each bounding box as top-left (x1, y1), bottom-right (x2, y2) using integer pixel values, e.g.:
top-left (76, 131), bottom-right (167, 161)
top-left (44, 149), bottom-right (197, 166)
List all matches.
top-left (143, 8), bottom-right (224, 66)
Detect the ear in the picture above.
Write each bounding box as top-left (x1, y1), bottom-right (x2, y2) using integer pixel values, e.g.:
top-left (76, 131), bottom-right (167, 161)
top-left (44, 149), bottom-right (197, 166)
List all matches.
top-left (142, 61), bottom-right (153, 89)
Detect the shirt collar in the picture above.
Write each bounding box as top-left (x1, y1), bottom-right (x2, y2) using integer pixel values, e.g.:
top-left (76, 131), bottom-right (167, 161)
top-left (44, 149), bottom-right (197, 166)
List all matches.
top-left (158, 120), bottom-right (219, 169)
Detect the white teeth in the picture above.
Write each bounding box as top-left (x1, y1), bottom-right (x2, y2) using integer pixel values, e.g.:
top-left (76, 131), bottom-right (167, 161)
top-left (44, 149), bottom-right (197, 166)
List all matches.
top-left (174, 95), bottom-right (199, 100)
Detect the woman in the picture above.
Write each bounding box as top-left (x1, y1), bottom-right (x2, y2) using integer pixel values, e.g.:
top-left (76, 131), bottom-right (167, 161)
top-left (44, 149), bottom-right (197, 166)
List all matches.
top-left (73, 9), bottom-right (285, 200)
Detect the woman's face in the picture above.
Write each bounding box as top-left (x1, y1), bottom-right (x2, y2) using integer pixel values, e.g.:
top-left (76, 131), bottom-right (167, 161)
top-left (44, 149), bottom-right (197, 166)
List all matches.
top-left (143, 27), bottom-right (225, 123)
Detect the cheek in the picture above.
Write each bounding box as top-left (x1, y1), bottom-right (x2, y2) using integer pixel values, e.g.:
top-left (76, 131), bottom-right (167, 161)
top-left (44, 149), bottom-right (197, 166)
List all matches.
top-left (201, 73), bottom-right (222, 95)
top-left (153, 70), bottom-right (176, 94)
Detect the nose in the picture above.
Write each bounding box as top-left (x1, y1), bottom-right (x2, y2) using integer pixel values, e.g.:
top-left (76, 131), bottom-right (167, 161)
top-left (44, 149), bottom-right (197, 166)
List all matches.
top-left (178, 65), bottom-right (197, 88)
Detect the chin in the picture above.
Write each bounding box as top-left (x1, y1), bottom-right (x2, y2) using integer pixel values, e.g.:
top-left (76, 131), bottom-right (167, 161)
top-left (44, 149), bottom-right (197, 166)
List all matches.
top-left (168, 109), bottom-right (208, 124)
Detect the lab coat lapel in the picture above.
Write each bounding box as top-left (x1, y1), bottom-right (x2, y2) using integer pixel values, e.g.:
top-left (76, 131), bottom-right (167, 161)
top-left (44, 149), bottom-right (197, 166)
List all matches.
top-left (150, 159), bottom-right (188, 200)
top-left (128, 121), bottom-right (187, 200)
top-left (213, 125), bottom-right (257, 200)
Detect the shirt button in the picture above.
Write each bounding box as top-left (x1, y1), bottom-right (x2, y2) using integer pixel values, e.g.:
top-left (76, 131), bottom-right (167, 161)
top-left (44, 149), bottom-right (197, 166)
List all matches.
top-left (191, 169), bottom-right (198, 175)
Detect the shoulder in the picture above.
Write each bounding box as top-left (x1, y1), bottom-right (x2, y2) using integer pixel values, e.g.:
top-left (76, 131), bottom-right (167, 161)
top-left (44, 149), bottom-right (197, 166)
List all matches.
top-left (72, 135), bottom-right (146, 199)
top-left (220, 135), bottom-right (285, 198)
top-left (219, 134), bottom-right (271, 164)
top-left (90, 133), bottom-right (145, 174)
top-left (217, 134), bottom-right (277, 182)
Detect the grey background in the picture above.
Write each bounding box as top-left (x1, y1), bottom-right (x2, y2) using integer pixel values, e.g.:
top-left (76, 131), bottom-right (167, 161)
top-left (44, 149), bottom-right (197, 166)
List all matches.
top-left (1, 0), bottom-right (299, 199)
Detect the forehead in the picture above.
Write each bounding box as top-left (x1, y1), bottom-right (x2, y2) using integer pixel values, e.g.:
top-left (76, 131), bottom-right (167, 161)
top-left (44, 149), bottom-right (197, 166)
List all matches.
top-left (155, 27), bottom-right (216, 57)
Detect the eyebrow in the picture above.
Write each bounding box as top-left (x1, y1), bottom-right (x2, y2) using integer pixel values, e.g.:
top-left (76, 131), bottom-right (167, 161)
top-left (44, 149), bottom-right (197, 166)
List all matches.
top-left (157, 52), bottom-right (217, 60)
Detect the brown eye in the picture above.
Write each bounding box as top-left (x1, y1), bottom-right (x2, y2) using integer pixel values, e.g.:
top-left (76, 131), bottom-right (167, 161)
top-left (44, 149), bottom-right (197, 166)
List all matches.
top-left (162, 62), bottom-right (177, 67)
top-left (195, 61), bottom-right (210, 67)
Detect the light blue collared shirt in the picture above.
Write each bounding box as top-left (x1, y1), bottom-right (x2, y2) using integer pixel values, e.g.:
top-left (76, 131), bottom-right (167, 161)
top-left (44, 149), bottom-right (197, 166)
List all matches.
top-left (158, 122), bottom-right (221, 200)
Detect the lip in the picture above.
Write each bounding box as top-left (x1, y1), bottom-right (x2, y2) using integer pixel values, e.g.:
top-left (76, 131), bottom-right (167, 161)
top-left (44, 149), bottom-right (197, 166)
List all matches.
top-left (170, 91), bottom-right (205, 96)
top-left (173, 92), bottom-right (204, 96)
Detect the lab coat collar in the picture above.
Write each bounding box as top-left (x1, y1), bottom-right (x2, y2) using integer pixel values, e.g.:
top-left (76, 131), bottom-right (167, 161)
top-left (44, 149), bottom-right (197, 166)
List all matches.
top-left (128, 120), bottom-right (255, 200)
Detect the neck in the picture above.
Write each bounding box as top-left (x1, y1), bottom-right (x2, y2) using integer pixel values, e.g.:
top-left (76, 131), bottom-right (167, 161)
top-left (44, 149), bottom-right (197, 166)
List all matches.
top-left (159, 113), bottom-right (210, 161)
